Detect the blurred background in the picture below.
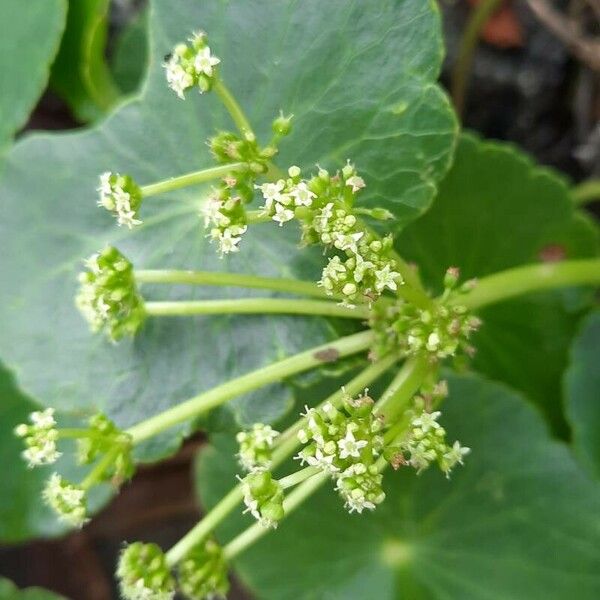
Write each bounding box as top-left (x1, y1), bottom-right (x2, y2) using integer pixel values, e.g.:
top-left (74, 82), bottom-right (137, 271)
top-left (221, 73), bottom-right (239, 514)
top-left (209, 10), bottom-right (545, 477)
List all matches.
top-left (0, 0), bottom-right (598, 597)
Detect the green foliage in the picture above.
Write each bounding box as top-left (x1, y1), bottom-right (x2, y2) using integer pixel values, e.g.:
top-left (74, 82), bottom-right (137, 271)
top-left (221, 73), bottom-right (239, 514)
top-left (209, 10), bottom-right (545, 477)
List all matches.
top-left (197, 372), bottom-right (600, 599)
top-left (565, 311), bottom-right (600, 477)
top-left (0, 0), bottom-right (455, 462)
top-left (49, 0), bottom-right (120, 122)
top-left (0, 0), bottom-right (66, 151)
top-left (0, 578), bottom-right (64, 600)
top-left (396, 133), bottom-right (599, 432)
top-left (111, 7), bottom-right (149, 95)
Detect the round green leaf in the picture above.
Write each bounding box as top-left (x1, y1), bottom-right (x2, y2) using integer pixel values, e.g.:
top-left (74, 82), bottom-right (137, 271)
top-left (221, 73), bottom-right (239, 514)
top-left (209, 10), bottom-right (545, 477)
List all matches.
top-left (197, 372), bottom-right (600, 599)
top-left (565, 311), bottom-right (600, 478)
top-left (0, 0), bottom-right (66, 149)
top-left (0, 0), bottom-right (456, 459)
top-left (395, 133), bottom-right (599, 432)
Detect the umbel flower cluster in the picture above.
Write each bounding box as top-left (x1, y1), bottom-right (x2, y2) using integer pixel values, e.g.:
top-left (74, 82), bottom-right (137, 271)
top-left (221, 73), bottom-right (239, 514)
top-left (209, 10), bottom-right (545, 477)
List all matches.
top-left (117, 539), bottom-right (229, 600)
top-left (14, 409), bottom-right (133, 528)
top-left (252, 163), bottom-right (401, 306)
top-left (370, 266), bottom-right (482, 362)
top-left (236, 423), bottom-right (279, 472)
top-left (164, 30), bottom-right (221, 98)
top-left (97, 171), bottom-right (143, 229)
top-left (76, 246), bottom-right (146, 341)
top-left (296, 389), bottom-right (387, 513)
top-left (387, 384), bottom-right (470, 476)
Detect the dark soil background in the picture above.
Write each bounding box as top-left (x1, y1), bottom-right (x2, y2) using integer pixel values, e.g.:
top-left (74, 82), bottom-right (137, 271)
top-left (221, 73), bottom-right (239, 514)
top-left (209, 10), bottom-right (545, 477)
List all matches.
top-left (1, 1), bottom-right (598, 598)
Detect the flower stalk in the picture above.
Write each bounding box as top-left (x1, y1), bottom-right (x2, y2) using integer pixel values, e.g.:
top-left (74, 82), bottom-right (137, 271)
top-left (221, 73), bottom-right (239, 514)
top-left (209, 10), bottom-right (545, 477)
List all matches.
top-left (144, 298), bottom-right (369, 319)
top-left (125, 330), bottom-right (375, 444)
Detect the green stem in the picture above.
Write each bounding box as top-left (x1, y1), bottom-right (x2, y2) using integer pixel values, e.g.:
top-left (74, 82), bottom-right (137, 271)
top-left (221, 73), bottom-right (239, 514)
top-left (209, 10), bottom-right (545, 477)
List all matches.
top-left (279, 466), bottom-right (320, 489)
top-left (572, 179), bottom-right (600, 206)
top-left (135, 269), bottom-right (331, 299)
top-left (460, 259), bottom-right (600, 310)
top-left (224, 472), bottom-right (329, 560)
top-left (246, 210), bottom-right (271, 224)
top-left (451, 0), bottom-right (503, 116)
top-left (166, 485), bottom-right (244, 566)
top-left (213, 79), bottom-right (256, 141)
top-left (80, 447), bottom-right (120, 490)
top-left (375, 356), bottom-right (432, 421)
top-left (126, 331), bottom-right (374, 444)
top-left (163, 357), bottom-right (396, 565)
top-left (140, 163), bottom-right (247, 197)
top-left (144, 298), bottom-right (368, 320)
top-left (57, 428), bottom-right (96, 439)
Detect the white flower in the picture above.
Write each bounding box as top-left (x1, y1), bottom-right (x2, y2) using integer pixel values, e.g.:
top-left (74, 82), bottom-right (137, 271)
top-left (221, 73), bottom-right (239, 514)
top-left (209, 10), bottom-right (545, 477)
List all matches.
top-left (353, 253), bottom-right (374, 283)
top-left (426, 332), bottom-right (441, 352)
top-left (253, 424), bottom-right (278, 446)
top-left (214, 226), bottom-right (246, 255)
top-left (43, 473), bottom-right (87, 527)
top-left (201, 197), bottom-right (225, 227)
top-left (374, 264), bottom-right (401, 292)
top-left (30, 408), bottom-right (56, 429)
top-left (272, 202), bottom-right (294, 226)
top-left (343, 488), bottom-right (376, 514)
top-left (164, 58), bottom-right (193, 99)
top-left (346, 175), bottom-right (366, 193)
top-left (333, 230), bottom-right (363, 253)
top-left (337, 428), bottom-right (368, 460)
top-left (194, 46), bottom-right (220, 76)
top-left (257, 180), bottom-right (285, 211)
top-left (412, 411), bottom-right (441, 433)
top-left (441, 441), bottom-right (470, 477)
top-left (290, 182), bottom-right (316, 207)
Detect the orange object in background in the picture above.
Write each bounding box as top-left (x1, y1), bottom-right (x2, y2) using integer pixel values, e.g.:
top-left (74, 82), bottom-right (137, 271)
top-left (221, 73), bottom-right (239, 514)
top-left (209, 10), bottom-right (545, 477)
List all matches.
top-left (467, 0), bottom-right (525, 47)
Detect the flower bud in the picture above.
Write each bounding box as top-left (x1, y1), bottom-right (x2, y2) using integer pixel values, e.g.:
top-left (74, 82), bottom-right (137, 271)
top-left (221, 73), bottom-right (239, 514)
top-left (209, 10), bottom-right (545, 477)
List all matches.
top-left (43, 474), bottom-right (87, 528)
top-left (117, 542), bottom-right (175, 600)
top-left (177, 539), bottom-right (229, 600)
top-left (272, 112), bottom-right (293, 136)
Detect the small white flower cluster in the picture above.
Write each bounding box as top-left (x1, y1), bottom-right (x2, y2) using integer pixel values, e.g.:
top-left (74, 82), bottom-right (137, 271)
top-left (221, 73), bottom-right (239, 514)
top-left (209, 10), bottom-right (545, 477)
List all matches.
top-left (177, 539), bottom-right (229, 600)
top-left (241, 470), bottom-right (285, 529)
top-left (14, 408), bottom-right (60, 468)
top-left (256, 165), bottom-right (315, 226)
top-left (117, 542), bottom-right (176, 600)
top-left (97, 172), bottom-right (143, 229)
top-left (393, 392), bottom-right (470, 478)
top-left (236, 423), bottom-right (279, 472)
top-left (370, 267), bottom-right (482, 361)
top-left (42, 473), bottom-right (88, 528)
top-left (202, 193), bottom-right (248, 257)
top-left (296, 390), bottom-right (386, 514)
top-left (76, 247), bottom-right (146, 340)
top-left (164, 31), bottom-right (220, 99)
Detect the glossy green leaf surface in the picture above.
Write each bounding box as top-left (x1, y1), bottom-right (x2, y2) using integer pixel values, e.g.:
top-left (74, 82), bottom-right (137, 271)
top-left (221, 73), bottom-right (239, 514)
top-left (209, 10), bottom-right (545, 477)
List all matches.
top-left (0, 0), bottom-right (456, 461)
top-left (0, 0), bottom-right (66, 150)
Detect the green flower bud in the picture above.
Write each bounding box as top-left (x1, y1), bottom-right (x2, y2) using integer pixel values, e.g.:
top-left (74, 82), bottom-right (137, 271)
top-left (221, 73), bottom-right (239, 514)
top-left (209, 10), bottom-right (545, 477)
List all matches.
top-left (177, 539), bottom-right (229, 600)
top-left (272, 112), bottom-right (293, 136)
top-left (76, 247), bottom-right (146, 340)
top-left (117, 542), bottom-right (176, 600)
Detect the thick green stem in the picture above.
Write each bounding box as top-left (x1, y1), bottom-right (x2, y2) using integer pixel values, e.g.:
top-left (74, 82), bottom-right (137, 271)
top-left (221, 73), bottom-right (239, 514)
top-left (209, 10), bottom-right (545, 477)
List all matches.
top-left (144, 298), bottom-right (368, 320)
top-left (279, 466), bottom-right (320, 490)
top-left (213, 79), bottom-right (256, 141)
top-left (140, 163), bottom-right (246, 197)
top-left (224, 471), bottom-right (329, 560)
top-left (163, 357), bottom-right (396, 565)
top-left (80, 447), bottom-right (120, 490)
top-left (374, 356), bottom-right (432, 421)
top-left (57, 428), bottom-right (95, 439)
top-left (135, 269), bottom-right (331, 299)
top-left (460, 259), bottom-right (600, 310)
top-left (126, 331), bottom-right (374, 444)
top-left (572, 179), bottom-right (600, 206)
top-left (451, 0), bottom-right (503, 116)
